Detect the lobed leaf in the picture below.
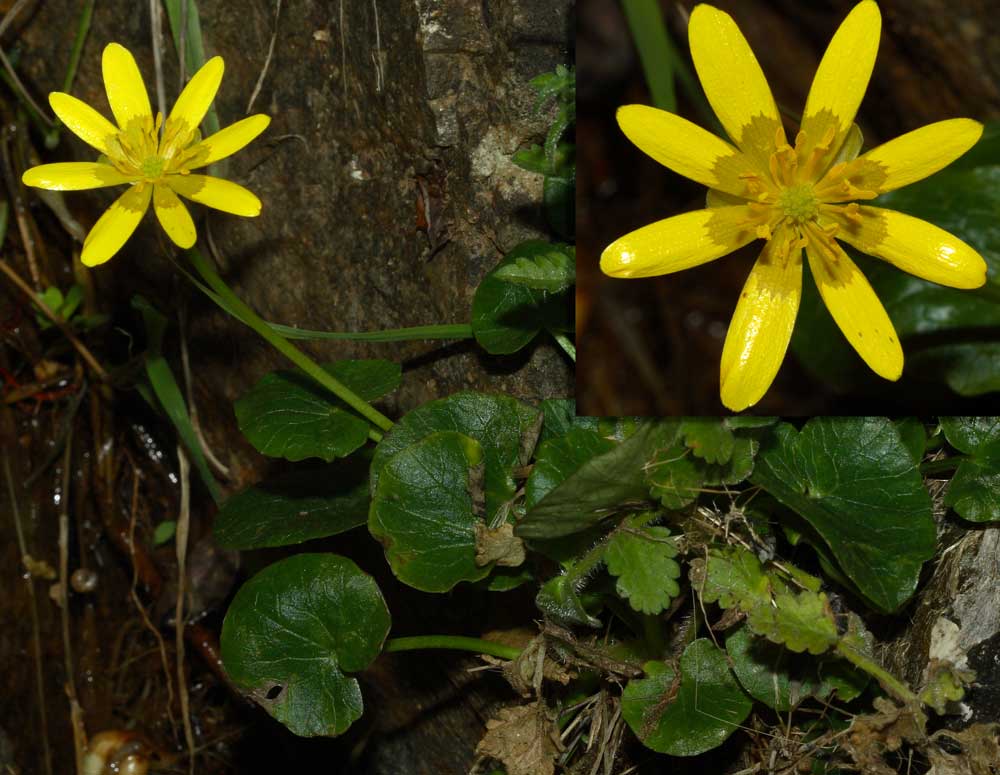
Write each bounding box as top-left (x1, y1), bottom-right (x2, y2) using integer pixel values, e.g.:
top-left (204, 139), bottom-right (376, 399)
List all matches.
top-left (604, 527), bottom-right (681, 614)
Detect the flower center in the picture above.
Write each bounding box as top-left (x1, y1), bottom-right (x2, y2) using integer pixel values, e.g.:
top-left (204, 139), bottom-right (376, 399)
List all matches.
top-left (140, 156), bottom-right (166, 180)
top-left (778, 184), bottom-right (818, 224)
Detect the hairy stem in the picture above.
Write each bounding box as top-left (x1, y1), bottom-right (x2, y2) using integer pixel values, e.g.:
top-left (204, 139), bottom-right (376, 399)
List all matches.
top-left (835, 638), bottom-right (920, 705)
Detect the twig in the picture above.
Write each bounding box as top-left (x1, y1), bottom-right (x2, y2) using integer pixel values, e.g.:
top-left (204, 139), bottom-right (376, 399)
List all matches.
top-left (178, 302), bottom-right (230, 478)
top-left (339, 0), bottom-right (347, 99)
top-left (246, 0), bottom-right (282, 114)
top-left (56, 430), bottom-right (86, 773)
top-left (4, 450), bottom-right (54, 775)
top-left (149, 0), bottom-right (167, 121)
top-left (0, 260), bottom-right (109, 381)
top-left (175, 445), bottom-right (196, 774)
top-left (2, 130), bottom-right (44, 287)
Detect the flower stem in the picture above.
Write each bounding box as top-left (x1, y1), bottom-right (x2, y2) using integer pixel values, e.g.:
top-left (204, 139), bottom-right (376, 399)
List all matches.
top-left (270, 321), bottom-right (474, 342)
top-left (835, 638), bottom-right (920, 705)
top-left (384, 635), bottom-right (521, 662)
top-left (186, 249), bottom-right (394, 434)
top-left (552, 332), bottom-right (576, 362)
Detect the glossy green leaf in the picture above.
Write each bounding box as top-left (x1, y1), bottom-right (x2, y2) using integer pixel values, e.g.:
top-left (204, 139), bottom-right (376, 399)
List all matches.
top-left (940, 417), bottom-right (1000, 522)
top-left (214, 456), bottom-right (370, 549)
top-left (605, 526), bottom-right (680, 614)
top-left (909, 342), bottom-right (1000, 397)
top-left (369, 431), bottom-right (489, 592)
top-left (894, 418), bottom-right (927, 465)
top-left (537, 398), bottom-right (598, 445)
top-left (472, 240), bottom-right (573, 354)
top-left (622, 639), bottom-right (753, 757)
top-left (751, 418), bottom-right (935, 612)
top-left (493, 246), bottom-right (575, 293)
top-left (235, 360), bottom-right (400, 462)
top-left (370, 391), bottom-right (540, 525)
top-left (516, 422), bottom-right (676, 540)
top-left (525, 428), bottom-right (615, 509)
top-left (725, 624), bottom-right (868, 711)
top-left (220, 554), bottom-right (390, 738)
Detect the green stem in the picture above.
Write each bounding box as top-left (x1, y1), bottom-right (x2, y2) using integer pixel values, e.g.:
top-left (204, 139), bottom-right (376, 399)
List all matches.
top-left (384, 635), bottom-right (521, 662)
top-left (270, 322), bottom-right (474, 342)
top-left (186, 249), bottom-right (394, 434)
top-left (552, 332), bottom-right (576, 362)
top-left (919, 456), bottom-right (966, 476)
top-left (565, 536), bottom-right (610, 587)
top-left (620, 0), bottom-right (677, 111)
top-left (43, 0), bottom-right (95, 148)
top-left (835, 639), bottom-right (920, 705)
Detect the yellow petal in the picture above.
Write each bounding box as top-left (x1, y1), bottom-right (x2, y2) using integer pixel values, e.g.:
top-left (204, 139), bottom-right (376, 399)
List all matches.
top-left (601, 206), bottom-right (757, 279)
top-left (616, 105), bottom-right (764, 199)
top-left (167, 174), bottom-right (262, 216)
top-left (49, 92), bottom-right (118, 155)
top-left (167, 56), bottom-right (224, 134)
top-left (187, 114), bottom-right (271, 169)
top-left (801, 1), bottom-right (881, 163)
top-left (81, 183), bottom-right (153, 267)
top-left (720, 228), bottom-right (802, 412)
top-left (153, 183), bottom-right (197, 248)
top-left (22, 162), bottom-right (135, 191)
top-left (856, 119), bottom-right (984, 193)
top-left (824, 206), bottom-right (986, 289)
top-left (102, 43), bottom-right (153, 130)
top-left (804, 223), bottom-right (902, 380)
top-left (688, 4), bottom-right (785, 170)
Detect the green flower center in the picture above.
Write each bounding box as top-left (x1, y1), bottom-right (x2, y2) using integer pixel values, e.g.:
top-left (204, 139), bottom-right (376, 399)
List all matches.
top-left (778, 184), bottom-right (819, 224)
top-left (140, 156), bottom-right (166, 180)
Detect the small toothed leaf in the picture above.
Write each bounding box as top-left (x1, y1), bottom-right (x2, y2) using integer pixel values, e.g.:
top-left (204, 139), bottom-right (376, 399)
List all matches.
top-left (605, 527), bottom-right (681, 615)
top-left (493, 247), bottom-right (575, 293)
top-left (690, 547), bottom-right (771, 612)
top-left (746, 589), bottom-right (839, 655)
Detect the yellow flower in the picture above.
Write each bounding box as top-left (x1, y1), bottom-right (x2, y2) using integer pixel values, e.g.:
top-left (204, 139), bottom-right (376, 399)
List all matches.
top-left (22, 43), bottom-right (270, 267)
top-left (601, 2), bottom-right (986, 411)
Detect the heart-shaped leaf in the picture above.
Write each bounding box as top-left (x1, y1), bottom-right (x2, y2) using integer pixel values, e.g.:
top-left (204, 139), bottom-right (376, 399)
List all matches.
top-left (622, 639), bottom-right (752, 757)
top-left (369, 431), bottom-right (489, 592)
top-left (751, 418), bottom-right (935, 612)
top-left (220, 554), bottom-right (390, 737)
top-left (516, 422), bottom-right (676, 540)
top-left (213, 455), bottom-right (370, 549)
top-left (940, 417), bottom-right (1000, 522)
top-left (235, 360), bottom-right (401, 462)
top-left (371, 391), bottom-right (541, 525)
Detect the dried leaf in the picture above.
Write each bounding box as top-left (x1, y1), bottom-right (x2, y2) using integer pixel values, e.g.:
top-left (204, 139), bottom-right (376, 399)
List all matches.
top-left (476, 704), bottom-right (562, 775)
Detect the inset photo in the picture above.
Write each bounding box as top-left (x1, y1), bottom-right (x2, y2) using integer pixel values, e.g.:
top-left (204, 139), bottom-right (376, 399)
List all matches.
top-left (577, 0), bottom-right (999, 415)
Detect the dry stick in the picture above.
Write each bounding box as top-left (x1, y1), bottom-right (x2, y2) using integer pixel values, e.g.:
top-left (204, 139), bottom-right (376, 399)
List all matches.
top-left (4, 453), bottom-right (54, 775)
top-left (126, 466), bottom-right (177, 735)
top-left (178, 303), bottom-right (230, 478)
top-left (339, 0), bottom-right (347, 99)
top-left (175, 445), bottom-right (196, 774)
top-left (149, 0), bottom-right (168, 121)
top-left (246, 0), bottom-right (282, 115)
top-left (2, 131), bottom-right (44, 287)
top-left (0, 260), bottom-right (109, 382)
top-left (56, 431), bottom-right (86, 774)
